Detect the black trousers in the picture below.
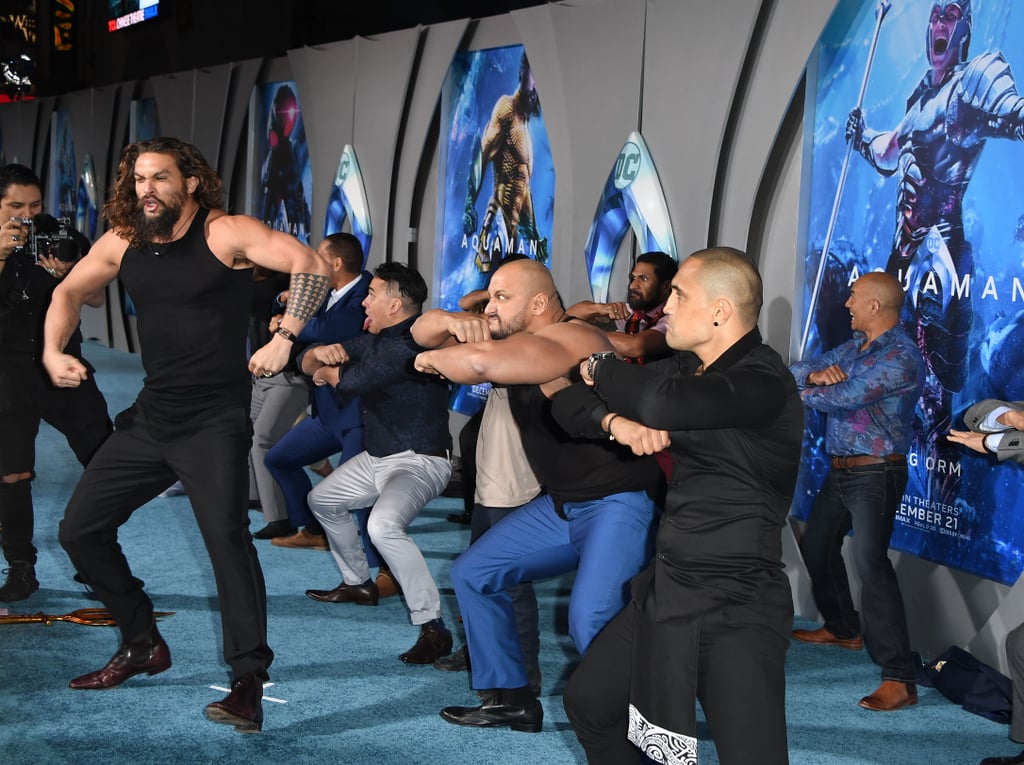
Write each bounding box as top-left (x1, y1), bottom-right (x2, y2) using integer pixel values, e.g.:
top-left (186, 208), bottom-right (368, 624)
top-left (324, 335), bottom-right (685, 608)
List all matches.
top-left (0, 360), bottom-right (111, 567)
top-left (59, 403), bottom-right (273, 680)
top-left (564, 600), bottom-right (790, 765)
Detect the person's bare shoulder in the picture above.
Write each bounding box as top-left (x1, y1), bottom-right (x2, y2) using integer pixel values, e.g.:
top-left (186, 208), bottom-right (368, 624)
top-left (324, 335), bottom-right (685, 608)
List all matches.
top-left (536, 317), bottom-right (613, 354)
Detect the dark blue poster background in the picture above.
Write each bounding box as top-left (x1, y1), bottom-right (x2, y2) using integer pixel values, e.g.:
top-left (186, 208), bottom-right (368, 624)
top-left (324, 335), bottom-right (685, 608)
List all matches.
top-left (250, 81), bottom-right (312, 244)
top-left (798, 0), bottom-right (1024, 584)
top-left (435, 45), bottom-right (555, 312)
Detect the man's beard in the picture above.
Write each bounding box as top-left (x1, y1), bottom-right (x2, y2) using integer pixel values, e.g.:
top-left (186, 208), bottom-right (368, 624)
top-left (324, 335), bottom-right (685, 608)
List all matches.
top-left (134, 190), bottom-right (186, 243)
top-left (627, 290), bottom-right (660, 312)
top-left (489, 309), bottom-right (528, 339)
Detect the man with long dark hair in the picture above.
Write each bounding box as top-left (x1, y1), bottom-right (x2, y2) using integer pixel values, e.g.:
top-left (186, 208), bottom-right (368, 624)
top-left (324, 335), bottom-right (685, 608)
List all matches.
top-left (42, 137), bottom-right (329, 733)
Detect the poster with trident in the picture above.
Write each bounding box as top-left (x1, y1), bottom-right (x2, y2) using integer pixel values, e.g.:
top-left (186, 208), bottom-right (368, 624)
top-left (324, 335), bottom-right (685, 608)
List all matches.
top-left (794, 0), bottom-right (1024, 585)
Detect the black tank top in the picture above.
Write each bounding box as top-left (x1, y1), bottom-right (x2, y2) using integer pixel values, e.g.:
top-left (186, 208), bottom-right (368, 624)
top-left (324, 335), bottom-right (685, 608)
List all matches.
top-left (508, 383), bottom-right (663, 507)
top-left (120, 207), bottom-right (253, 438)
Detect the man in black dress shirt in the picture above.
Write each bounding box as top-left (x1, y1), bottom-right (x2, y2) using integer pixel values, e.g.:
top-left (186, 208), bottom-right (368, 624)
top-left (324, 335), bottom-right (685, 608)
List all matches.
top-left (554, 247), bottom-right (803, 765)
top-left (302, 262), bottom-right (455, 665)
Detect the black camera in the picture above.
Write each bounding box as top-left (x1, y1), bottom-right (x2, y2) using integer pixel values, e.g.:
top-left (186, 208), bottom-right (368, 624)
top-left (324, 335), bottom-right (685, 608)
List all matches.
top-left (15, 213), bottom-right (81, 263)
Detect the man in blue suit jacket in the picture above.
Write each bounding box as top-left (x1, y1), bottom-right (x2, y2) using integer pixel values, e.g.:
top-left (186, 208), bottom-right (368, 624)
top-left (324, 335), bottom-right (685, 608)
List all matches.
top-left (264, 234), bottom-right (386, 582)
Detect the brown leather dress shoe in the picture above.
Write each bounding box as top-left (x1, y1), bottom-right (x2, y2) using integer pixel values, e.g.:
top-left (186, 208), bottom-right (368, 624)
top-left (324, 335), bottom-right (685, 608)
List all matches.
top-left (205, 672), bottom-right (263, 733)
top-left (858, 680), bottom-right (917, 711)
top-left (375, 569), bottom-right (401, 598)
top-left (305, 581), bottom-right (379, 605)
top-left (70, 625), bottom-right (172, 690)
top-left (271, 528), bottom-right (329, 550)
top-left (792, 626), bottom-right (863, 650)
top-left (400, 622), bottom-right (453, 664)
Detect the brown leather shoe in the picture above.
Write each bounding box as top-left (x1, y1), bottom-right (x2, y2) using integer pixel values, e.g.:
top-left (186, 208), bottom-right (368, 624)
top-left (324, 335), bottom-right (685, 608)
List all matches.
top-left (792, 626), bottom-right (863, 650)
top-left (70, 625), bottom-right (172, 690)
top-left (858, 680), bottom-right (917, 711)
top-left (271, 528), bottom-right (328, 550)
top-left (400, 622), bottom-right (453, 664)
top-left (375, 569), bottom-right (401, 598)
top-left (205, 672), bottom-right (263, 733)
top-left (305, 581), bottom-right (379, 605)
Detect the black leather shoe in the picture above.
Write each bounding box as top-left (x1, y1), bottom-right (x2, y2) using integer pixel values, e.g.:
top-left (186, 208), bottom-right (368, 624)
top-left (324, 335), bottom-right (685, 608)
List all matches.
top-left (980, 752), bottom-right (1024, 764)
top-left (252, 520), bottom-right (295, 539)
top-left (205, 672), bottom-right (263, 733)
top-left (305, 581), bottom-right (379, 605)
top-left (70, 625), bottom-right (171, 690)
top-left (400, 622), bottom-right (453, 664)
top-left (440, 690), bottom-right (543, 732)
top-left (434, 644), bottom-right (470, 672)
top-left (0, 562), bottom-right (38, 601)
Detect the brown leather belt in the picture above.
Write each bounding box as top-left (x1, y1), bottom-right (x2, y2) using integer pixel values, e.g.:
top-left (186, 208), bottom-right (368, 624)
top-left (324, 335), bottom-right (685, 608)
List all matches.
top-left (830, 454), bottom-right (906, 470)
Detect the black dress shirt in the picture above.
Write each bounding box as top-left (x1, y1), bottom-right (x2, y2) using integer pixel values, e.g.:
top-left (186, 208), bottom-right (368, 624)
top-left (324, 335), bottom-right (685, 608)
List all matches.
top-left (332, 313), bottom-right (452, 458)
top-left (552, 328), bottom-right (804, 623)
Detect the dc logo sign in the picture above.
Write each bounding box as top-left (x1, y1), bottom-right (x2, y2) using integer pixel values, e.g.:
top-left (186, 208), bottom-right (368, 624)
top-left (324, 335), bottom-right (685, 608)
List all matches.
top-left (335, 157), bottom-right (351, 185)
top-left (613, 142), bottom-right (642, 190)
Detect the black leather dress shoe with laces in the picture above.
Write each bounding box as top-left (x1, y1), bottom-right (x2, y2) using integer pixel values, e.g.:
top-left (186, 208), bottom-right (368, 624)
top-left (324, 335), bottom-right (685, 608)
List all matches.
top-left (69, 625), bottom-right (171, 690)
top-left (440, 689), bottom-right (543, 733)
top-left (0, 562), bottom-right (38, 601)
top-left (252, 520), bottom-right (295, 539)
top-left (980, 751), bottom-right (1024, 764)
top-left (205, 672), bottom-right (264, 733)
top-left (434, 644), bottom-right (470, 672)
top-left (400, 622), bottom-right (453, 664)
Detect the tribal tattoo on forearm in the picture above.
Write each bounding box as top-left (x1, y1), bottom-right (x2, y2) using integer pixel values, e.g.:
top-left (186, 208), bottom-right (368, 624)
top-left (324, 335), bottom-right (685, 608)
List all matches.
top-left (284, 272), bottom-right (329, 324)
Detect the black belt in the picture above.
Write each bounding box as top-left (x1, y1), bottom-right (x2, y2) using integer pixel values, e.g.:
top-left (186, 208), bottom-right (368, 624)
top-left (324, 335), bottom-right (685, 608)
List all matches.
top-left (830, 454), bottom-right (906, 470)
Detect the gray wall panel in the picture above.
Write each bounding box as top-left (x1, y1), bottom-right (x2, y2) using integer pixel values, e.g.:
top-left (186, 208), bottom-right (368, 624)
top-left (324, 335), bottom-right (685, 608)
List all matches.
top-left (394, 19), bottom-right (470, 285)
top-left (351, 28), bottom-right (421, 268)
top-left (150, 72), bottom-right (196, 146)
top-left (192, 65), bottom-right (234, 170)
top-left (219, 59), bottom-right (263, 210)
top-left (643, 0), bottom-right (760, 256)
top-left (288, 41), bottom-right (357, 242)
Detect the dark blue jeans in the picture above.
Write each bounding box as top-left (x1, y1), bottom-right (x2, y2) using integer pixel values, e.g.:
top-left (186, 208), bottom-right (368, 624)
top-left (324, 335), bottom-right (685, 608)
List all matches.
top-left (801, 462), bottom-right (917, 683)
top-left (264, 415), bottom-right (379, 569)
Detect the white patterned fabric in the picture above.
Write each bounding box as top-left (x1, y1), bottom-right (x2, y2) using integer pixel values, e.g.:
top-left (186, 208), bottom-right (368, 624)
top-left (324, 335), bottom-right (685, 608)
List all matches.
top-left (628, 704), bottom-right (697, 765)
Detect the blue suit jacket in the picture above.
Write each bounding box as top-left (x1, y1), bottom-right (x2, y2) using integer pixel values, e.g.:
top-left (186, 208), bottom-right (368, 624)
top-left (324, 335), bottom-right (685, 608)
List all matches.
top-left (296, 271), bottom-right (371, 434)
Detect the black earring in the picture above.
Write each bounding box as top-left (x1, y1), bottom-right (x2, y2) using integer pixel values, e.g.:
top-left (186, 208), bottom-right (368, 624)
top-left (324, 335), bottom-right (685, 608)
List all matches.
top-left (713, 321), bottom-right (719, 326)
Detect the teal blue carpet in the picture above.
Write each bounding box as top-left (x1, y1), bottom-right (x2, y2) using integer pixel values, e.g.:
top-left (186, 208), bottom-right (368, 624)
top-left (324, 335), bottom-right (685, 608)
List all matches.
top-left (0, 341), bottom-right (1014, 764)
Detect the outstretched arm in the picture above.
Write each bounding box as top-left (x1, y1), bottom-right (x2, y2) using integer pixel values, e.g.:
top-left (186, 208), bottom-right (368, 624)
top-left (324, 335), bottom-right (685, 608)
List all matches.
top-left (415, 321), bottom-right (612, 389)
top-left (410, 308), bottom-right (491, 349)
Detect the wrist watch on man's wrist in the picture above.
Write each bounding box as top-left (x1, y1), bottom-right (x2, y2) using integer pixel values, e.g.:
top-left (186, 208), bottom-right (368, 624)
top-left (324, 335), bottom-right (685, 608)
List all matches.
top-left (587, 351), bottom-right (616, 381)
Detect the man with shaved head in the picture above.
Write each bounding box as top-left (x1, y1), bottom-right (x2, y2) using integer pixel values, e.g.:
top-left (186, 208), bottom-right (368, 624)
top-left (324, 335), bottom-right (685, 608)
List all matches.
top-left (413, 257), bottom-right (663, 733)
top-left (789, 270), bottom-right (925, 713)
top-left (553, 248), bottom-right (803, 765)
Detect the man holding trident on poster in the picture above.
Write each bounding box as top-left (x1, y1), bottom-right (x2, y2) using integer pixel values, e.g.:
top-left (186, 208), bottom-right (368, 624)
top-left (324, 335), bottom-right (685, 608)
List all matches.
top-left (463, 51), bottom-right (548, 272)
top-left (843, 1), bottom-right (1024, 500)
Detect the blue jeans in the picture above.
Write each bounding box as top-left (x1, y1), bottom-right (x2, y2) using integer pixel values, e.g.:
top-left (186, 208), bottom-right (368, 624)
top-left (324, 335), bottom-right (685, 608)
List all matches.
top-left (801, 462), bottom-right (917, 682)
top-left (264, 415), bottom-right (379, 569)
top-left (451, 491), bottom-right (657, 690)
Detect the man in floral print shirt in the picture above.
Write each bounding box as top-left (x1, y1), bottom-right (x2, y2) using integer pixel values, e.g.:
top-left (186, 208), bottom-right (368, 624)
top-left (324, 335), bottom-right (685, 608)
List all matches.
top-left (789, 271), bottom-right (925, 714)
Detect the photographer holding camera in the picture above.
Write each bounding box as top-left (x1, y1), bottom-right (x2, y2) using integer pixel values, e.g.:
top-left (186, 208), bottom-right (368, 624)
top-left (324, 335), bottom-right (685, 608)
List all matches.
top-left (0, 163), bottom-right (112, 601)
